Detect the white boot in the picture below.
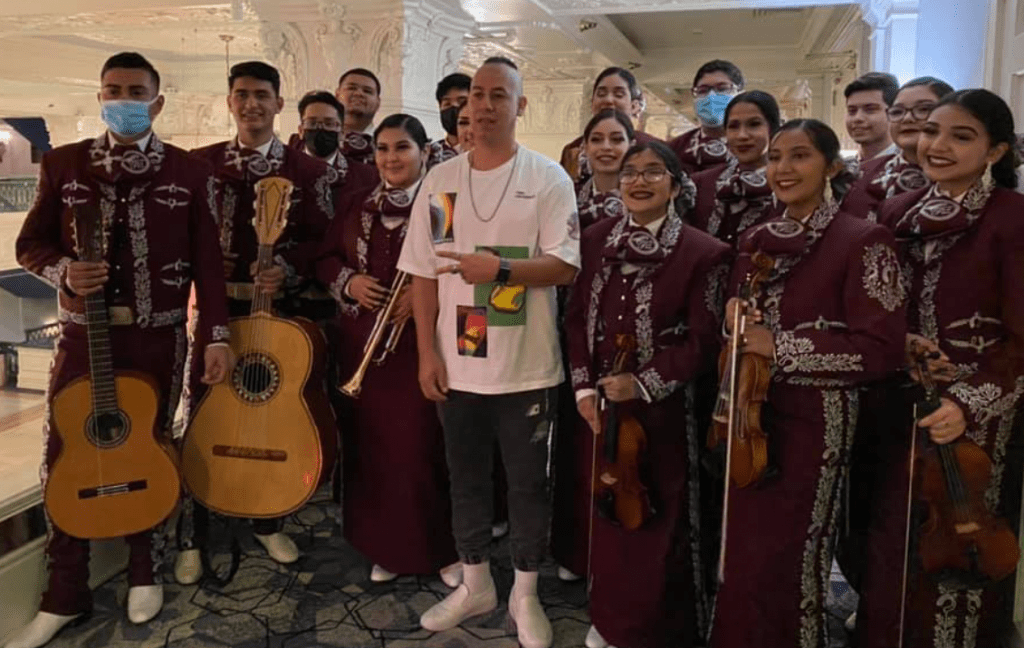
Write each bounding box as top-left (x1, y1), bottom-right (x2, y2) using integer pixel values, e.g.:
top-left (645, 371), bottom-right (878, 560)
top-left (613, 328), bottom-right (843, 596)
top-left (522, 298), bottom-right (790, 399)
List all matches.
top-left (439, 561), bottom-right (463, 588)
top-left (420, 561), bottom-right (497, 632)
top-left (585, 624), bottom-right (610, 648)
top-left (253, 532), bottom-right (299, 564)
top-left (126, 584), bottom-right (163, 624)
top-left (3, 612), bottom-right (82, 648)
top-left (508, 570), bottom-right (552, 648)
top-left (174, 548), bottom-right (202, 585)
top-left (370, 564), bottom-right (398, 582)
top-left (557, 565), bottom-right (581, 582)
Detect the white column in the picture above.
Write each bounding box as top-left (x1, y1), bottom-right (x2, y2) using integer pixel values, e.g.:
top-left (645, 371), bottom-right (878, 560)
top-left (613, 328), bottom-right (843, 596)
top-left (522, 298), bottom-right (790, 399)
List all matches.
top-left (887, 10), bottom-right (918, 84)
top-left (859, 0), bottom-right (919, 84)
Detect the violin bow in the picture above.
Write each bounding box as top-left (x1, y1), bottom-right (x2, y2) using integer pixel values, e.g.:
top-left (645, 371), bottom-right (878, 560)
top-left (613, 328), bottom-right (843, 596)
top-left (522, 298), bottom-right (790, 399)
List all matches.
top-left (897, 343), bottom-right (939, 648)
top-left (717, 294), bottom-right (746, 585)
top-left (586, 392), bottom-right (600, 596)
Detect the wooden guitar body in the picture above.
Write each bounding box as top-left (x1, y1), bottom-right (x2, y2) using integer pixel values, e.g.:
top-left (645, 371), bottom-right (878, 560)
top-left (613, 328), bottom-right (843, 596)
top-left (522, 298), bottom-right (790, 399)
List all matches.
top-left (182, 312), bottom-right (335, 519)
top-left (46, 371), bottom-right (181, 539)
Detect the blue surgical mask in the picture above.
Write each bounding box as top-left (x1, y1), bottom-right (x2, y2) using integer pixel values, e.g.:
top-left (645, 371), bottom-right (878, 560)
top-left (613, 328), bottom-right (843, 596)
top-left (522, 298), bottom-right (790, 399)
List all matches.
top-left (694, 92), bottom-right (733, 128)
top-left (100, 99), bottom-right (156, 137)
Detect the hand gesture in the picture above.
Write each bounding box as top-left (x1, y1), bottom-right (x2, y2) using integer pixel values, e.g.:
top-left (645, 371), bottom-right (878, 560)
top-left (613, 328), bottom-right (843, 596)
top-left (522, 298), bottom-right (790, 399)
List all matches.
top-left (436, 250), bottom-right (500, 284)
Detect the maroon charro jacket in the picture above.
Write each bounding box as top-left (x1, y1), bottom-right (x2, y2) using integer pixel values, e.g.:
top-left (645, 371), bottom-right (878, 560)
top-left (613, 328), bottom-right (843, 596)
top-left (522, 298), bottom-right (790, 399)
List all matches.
top-left (191, 137), bottom-right (334, 288)
top-left (16, 132), bottom-right (230, 345)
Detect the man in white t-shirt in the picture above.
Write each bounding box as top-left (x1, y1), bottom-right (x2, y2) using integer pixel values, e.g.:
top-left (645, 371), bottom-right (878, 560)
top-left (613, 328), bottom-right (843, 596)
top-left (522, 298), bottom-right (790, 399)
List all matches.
top-left (397, 57), bottom-right (580, 648)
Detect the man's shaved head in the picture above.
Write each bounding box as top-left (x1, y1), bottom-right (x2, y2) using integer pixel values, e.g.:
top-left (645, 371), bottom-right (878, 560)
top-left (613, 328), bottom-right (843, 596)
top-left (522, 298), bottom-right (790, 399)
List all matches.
top-left (480, 56), bottom-right (523, 98)
top-left (470, 58), bottom-right (528, 148)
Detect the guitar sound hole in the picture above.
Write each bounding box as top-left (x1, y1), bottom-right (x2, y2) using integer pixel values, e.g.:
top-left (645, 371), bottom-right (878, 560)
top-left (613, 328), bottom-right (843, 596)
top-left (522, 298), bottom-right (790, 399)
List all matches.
top-left (231, 353), bottom-right (281, 403)
top-left (87, 411), bottom-right (130, 448)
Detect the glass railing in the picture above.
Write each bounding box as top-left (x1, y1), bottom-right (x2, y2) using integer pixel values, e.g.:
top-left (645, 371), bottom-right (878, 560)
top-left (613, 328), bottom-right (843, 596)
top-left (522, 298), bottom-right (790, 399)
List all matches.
top-left (0, 177), bottom-right (38, 213)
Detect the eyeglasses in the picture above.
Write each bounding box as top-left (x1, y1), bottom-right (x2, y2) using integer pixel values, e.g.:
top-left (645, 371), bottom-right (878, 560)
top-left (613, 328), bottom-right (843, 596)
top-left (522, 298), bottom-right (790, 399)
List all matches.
top-left (886, 104), bottom-right (935, 122)
top-left (692, 84), bottom-right (736, 98)
top-left (302, 118), bottom-right (342, 130)
top-left (619, 168), bottom-right (668, 184)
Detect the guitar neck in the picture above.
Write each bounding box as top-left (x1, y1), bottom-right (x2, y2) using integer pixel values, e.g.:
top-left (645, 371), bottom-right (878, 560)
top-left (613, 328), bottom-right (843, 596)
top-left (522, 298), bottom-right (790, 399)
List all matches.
top-left (84, 290), bottom-right (118, 414)
top-left (251, 244), bottom-right (276, 315)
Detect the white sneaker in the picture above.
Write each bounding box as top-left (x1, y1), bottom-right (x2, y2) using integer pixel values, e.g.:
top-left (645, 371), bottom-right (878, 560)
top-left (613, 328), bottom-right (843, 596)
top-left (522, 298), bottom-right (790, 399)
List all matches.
top-left (253, 532), bottom-right (299, 564)
top-left (420, 582), bottom-right (498, 632)
top-left (557, 566), bottom-right (582, 582)
top-left (3, 612), bottom-right (82, 648)
top-left (585, 624), bottom-right (608, 648)
top-left (439, 562), bottom-right (463, 588)
top-left (174, 548), bottom-right (202, 585)
top-left (370, 564), bottom-right (398, 582)
top-left (127, 584), bottom-right (163, 624)
top-left (491, 521), bottom-right (509, 539)
top-left (507, 589), bottom-right (552, 648)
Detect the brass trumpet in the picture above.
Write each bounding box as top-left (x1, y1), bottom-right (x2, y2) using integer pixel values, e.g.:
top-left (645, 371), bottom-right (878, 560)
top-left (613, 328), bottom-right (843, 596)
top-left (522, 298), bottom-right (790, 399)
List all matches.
top-left (339, 271), bottom-right (410, 398)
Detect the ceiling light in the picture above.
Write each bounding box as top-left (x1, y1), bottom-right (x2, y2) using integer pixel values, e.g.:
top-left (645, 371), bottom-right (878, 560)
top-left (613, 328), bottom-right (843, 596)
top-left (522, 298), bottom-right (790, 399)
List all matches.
top-left (578, 19), bottom-right (597, 32)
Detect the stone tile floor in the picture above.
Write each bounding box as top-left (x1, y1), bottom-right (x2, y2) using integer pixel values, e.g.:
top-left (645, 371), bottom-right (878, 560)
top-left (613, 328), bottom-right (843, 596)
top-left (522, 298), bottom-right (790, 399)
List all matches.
top-left (44, 492), bottom-right (858, 648)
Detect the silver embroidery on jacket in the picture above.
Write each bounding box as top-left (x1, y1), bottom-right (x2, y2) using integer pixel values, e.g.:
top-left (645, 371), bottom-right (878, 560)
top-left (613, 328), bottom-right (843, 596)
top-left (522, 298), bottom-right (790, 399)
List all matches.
top-left (128, 200), bottom-right (153, 327)
top-left (570, 366), bottom-right (590, 389)
top-left (862, 242), bottom-right (904, 312)
top-left (798, 389), bottom-right (847, 648)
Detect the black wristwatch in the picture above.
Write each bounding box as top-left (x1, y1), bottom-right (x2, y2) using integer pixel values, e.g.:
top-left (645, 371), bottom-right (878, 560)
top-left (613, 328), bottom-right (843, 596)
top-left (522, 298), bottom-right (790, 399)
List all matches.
top-left (495, 258), bottom-right (512, 284)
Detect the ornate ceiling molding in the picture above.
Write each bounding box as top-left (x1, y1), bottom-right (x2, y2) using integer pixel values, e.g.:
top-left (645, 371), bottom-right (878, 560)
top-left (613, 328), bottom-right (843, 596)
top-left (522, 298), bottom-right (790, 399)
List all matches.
top-left (532, 0), bottom-right (854, 17)
top-left (0, 3), bottom-right (260, 37)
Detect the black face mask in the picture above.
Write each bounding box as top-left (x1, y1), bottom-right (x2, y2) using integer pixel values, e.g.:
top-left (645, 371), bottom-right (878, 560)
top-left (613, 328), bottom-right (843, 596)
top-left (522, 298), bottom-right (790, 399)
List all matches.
top-left (440, 106), bottom-right (460, 137)
top-left (304, 129), bottom-right (340, 158)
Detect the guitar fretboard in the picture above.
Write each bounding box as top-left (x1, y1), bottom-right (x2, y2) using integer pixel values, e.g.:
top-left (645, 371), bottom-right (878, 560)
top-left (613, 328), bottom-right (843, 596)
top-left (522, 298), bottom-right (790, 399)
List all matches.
top-left (85, 290), bottom-right (118, 414)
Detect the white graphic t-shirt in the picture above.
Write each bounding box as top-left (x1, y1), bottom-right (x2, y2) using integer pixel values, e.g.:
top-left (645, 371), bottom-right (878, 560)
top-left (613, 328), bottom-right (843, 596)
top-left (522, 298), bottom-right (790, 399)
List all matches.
top-left (398, 146), bottom-right (581, 394)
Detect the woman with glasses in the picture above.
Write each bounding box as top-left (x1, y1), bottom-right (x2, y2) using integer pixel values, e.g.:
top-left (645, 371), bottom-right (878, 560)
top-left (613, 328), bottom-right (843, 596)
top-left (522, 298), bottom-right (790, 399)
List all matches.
top-left (565, 140), bottom-right (731, 648)
top-left (859, 77), bottom-right (955, 218)
top-left (559, 67), bottom-right (662, 184)
top-left (690, 91), bottom-right (781, 247)
top-left (316, 114), bottom-right (461, 587)
top-left (669, 60), bottom-right (744, 176)
top-left (854, 89), bottom-right (1024, 648)
top-left (710, 119), bottom-right (906, 648)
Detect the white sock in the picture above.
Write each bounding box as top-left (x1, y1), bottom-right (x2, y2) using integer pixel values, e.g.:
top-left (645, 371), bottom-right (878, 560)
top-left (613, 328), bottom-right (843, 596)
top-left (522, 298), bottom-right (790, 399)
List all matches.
top-left (463, 561), bottom-right (494, 593)
top-left (512, 568), bottom-right (538, 598)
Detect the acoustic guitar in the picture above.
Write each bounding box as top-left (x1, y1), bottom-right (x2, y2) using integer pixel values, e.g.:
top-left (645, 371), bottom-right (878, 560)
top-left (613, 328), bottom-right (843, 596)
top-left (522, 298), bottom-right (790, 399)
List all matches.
top-left (45, 205), bottom-right (181, 540)
top-left (182, 177), bottom-right (334, 519)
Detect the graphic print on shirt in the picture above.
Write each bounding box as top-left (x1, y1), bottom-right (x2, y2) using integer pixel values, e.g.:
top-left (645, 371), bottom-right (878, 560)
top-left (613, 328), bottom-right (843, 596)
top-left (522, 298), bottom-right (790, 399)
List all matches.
top-left (474, 245), bottom-right (529, 327)
top-left (457, 305), bottom-right (488, 357)
top-left (429, 192), bottom-right (457, 243)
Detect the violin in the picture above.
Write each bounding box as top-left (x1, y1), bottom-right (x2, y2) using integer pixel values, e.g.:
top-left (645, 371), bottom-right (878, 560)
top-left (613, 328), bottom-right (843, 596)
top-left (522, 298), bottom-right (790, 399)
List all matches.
top-left (592, 334), bottom-right (655, 531)
top-left (708, 251), bottom-right (775, 488)
top-left (907, 342), bottom-right (1020, 585)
